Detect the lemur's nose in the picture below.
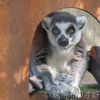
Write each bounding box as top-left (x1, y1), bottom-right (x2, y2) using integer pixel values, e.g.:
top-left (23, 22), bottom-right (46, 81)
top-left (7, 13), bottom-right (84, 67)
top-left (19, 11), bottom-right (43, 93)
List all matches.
top-left (58, 35), bottom-right (69, 46)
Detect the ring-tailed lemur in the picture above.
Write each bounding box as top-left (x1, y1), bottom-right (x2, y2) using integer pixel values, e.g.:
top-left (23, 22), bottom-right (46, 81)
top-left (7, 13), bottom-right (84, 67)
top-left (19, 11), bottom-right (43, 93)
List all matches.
top-left (29, 12), bottom-right (89, 100)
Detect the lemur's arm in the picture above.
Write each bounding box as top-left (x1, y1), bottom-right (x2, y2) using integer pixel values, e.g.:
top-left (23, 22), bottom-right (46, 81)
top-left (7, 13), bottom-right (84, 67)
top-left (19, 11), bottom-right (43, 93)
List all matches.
top-left (58, 52), bottom-right (87, 99)
top-left (58, 40), bottom-right (89, 99)
top-left (69, 51), bottom-right (88, 86)
top-left (29, 23), bottom-right (60, 97)
top-left (69, 40), bottom-right (89, 86)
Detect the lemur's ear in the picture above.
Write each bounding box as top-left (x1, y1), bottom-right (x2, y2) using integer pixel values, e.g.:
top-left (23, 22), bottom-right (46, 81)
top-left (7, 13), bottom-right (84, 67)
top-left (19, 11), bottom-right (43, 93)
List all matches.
top-left (76, 16), bottom-right (87, 29)
top-left (42, 17), bottom-right (52, 30)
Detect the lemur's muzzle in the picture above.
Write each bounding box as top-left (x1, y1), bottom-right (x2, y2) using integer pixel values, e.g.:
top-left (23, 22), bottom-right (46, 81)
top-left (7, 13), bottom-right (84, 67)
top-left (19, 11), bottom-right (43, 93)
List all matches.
top-left (58, 35), bottom-right (69, 46)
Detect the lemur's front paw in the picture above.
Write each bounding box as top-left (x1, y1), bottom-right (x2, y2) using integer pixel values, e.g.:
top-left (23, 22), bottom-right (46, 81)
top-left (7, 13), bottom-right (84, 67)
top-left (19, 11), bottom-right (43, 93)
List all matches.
top-left (55, 81), bottom-right (70, 97)
top-left (69, 85), bottom-right (81, 99)
top-left (46, 82), bottom-right (71, 98)
top-left (58, 73), bottom-right (81, 99)
top-left (45, 84), bottom-right (60, 98)
top-left (58, 73), bottom-right (75, 84)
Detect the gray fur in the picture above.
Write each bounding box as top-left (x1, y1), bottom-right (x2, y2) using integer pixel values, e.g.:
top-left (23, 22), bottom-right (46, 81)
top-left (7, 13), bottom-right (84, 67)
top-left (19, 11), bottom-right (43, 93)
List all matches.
top-left (58, 73), bottom-right (81, 99)
top-left (29, 12), bottom-right (89, 100)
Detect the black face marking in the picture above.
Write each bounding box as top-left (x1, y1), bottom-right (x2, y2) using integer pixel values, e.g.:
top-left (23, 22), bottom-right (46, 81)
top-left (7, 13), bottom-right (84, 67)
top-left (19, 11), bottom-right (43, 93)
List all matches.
top-left (66, 25), bottom-right (75, 37)
top-left (58, 35), bottom-right (69, 46)
top-left (52, 25), bottom-right (60, 36)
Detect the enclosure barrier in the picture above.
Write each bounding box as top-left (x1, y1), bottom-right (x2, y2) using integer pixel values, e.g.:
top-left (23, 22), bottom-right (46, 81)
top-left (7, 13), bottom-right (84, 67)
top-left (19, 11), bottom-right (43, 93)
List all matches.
top-left (0, 0), bottom-right (100, 100)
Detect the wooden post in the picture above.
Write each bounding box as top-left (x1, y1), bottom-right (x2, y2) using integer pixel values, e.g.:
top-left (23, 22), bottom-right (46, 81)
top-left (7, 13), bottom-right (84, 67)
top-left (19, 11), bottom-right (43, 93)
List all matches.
top-left (0, 0), bottom-right (29, 100)
top-left (0, 0), bottom-right (100, 100)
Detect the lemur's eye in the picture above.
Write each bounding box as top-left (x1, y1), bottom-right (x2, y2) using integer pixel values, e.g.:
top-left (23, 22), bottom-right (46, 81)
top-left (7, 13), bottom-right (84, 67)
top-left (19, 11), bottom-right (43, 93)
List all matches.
top-left (69, 29), bottom-right (74, 33)
top-left (54, 29), bottom-right (58, 33)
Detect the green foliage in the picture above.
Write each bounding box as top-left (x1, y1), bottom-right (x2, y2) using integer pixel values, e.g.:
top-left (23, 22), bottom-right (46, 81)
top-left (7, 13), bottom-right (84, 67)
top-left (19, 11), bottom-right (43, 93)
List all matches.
top-left (80, 84), bottom-right (100, 92)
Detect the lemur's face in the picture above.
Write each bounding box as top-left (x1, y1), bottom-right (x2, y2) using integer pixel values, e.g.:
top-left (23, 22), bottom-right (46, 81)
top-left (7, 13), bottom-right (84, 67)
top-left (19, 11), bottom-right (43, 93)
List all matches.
top-left (42, 12), bottom-right (87, 49)
top-left (51, 22), bottom-right (77, 47)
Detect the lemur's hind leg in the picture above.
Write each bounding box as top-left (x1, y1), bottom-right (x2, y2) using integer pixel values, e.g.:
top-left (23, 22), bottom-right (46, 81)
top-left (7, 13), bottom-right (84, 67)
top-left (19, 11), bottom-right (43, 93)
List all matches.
top-left (29, 76), bottom-right (43, 93)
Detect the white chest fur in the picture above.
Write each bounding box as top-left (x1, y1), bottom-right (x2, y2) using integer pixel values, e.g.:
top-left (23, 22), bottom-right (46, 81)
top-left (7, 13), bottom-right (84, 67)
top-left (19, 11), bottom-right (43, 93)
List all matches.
top-left (47, 46), bottom-right (73, 80)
